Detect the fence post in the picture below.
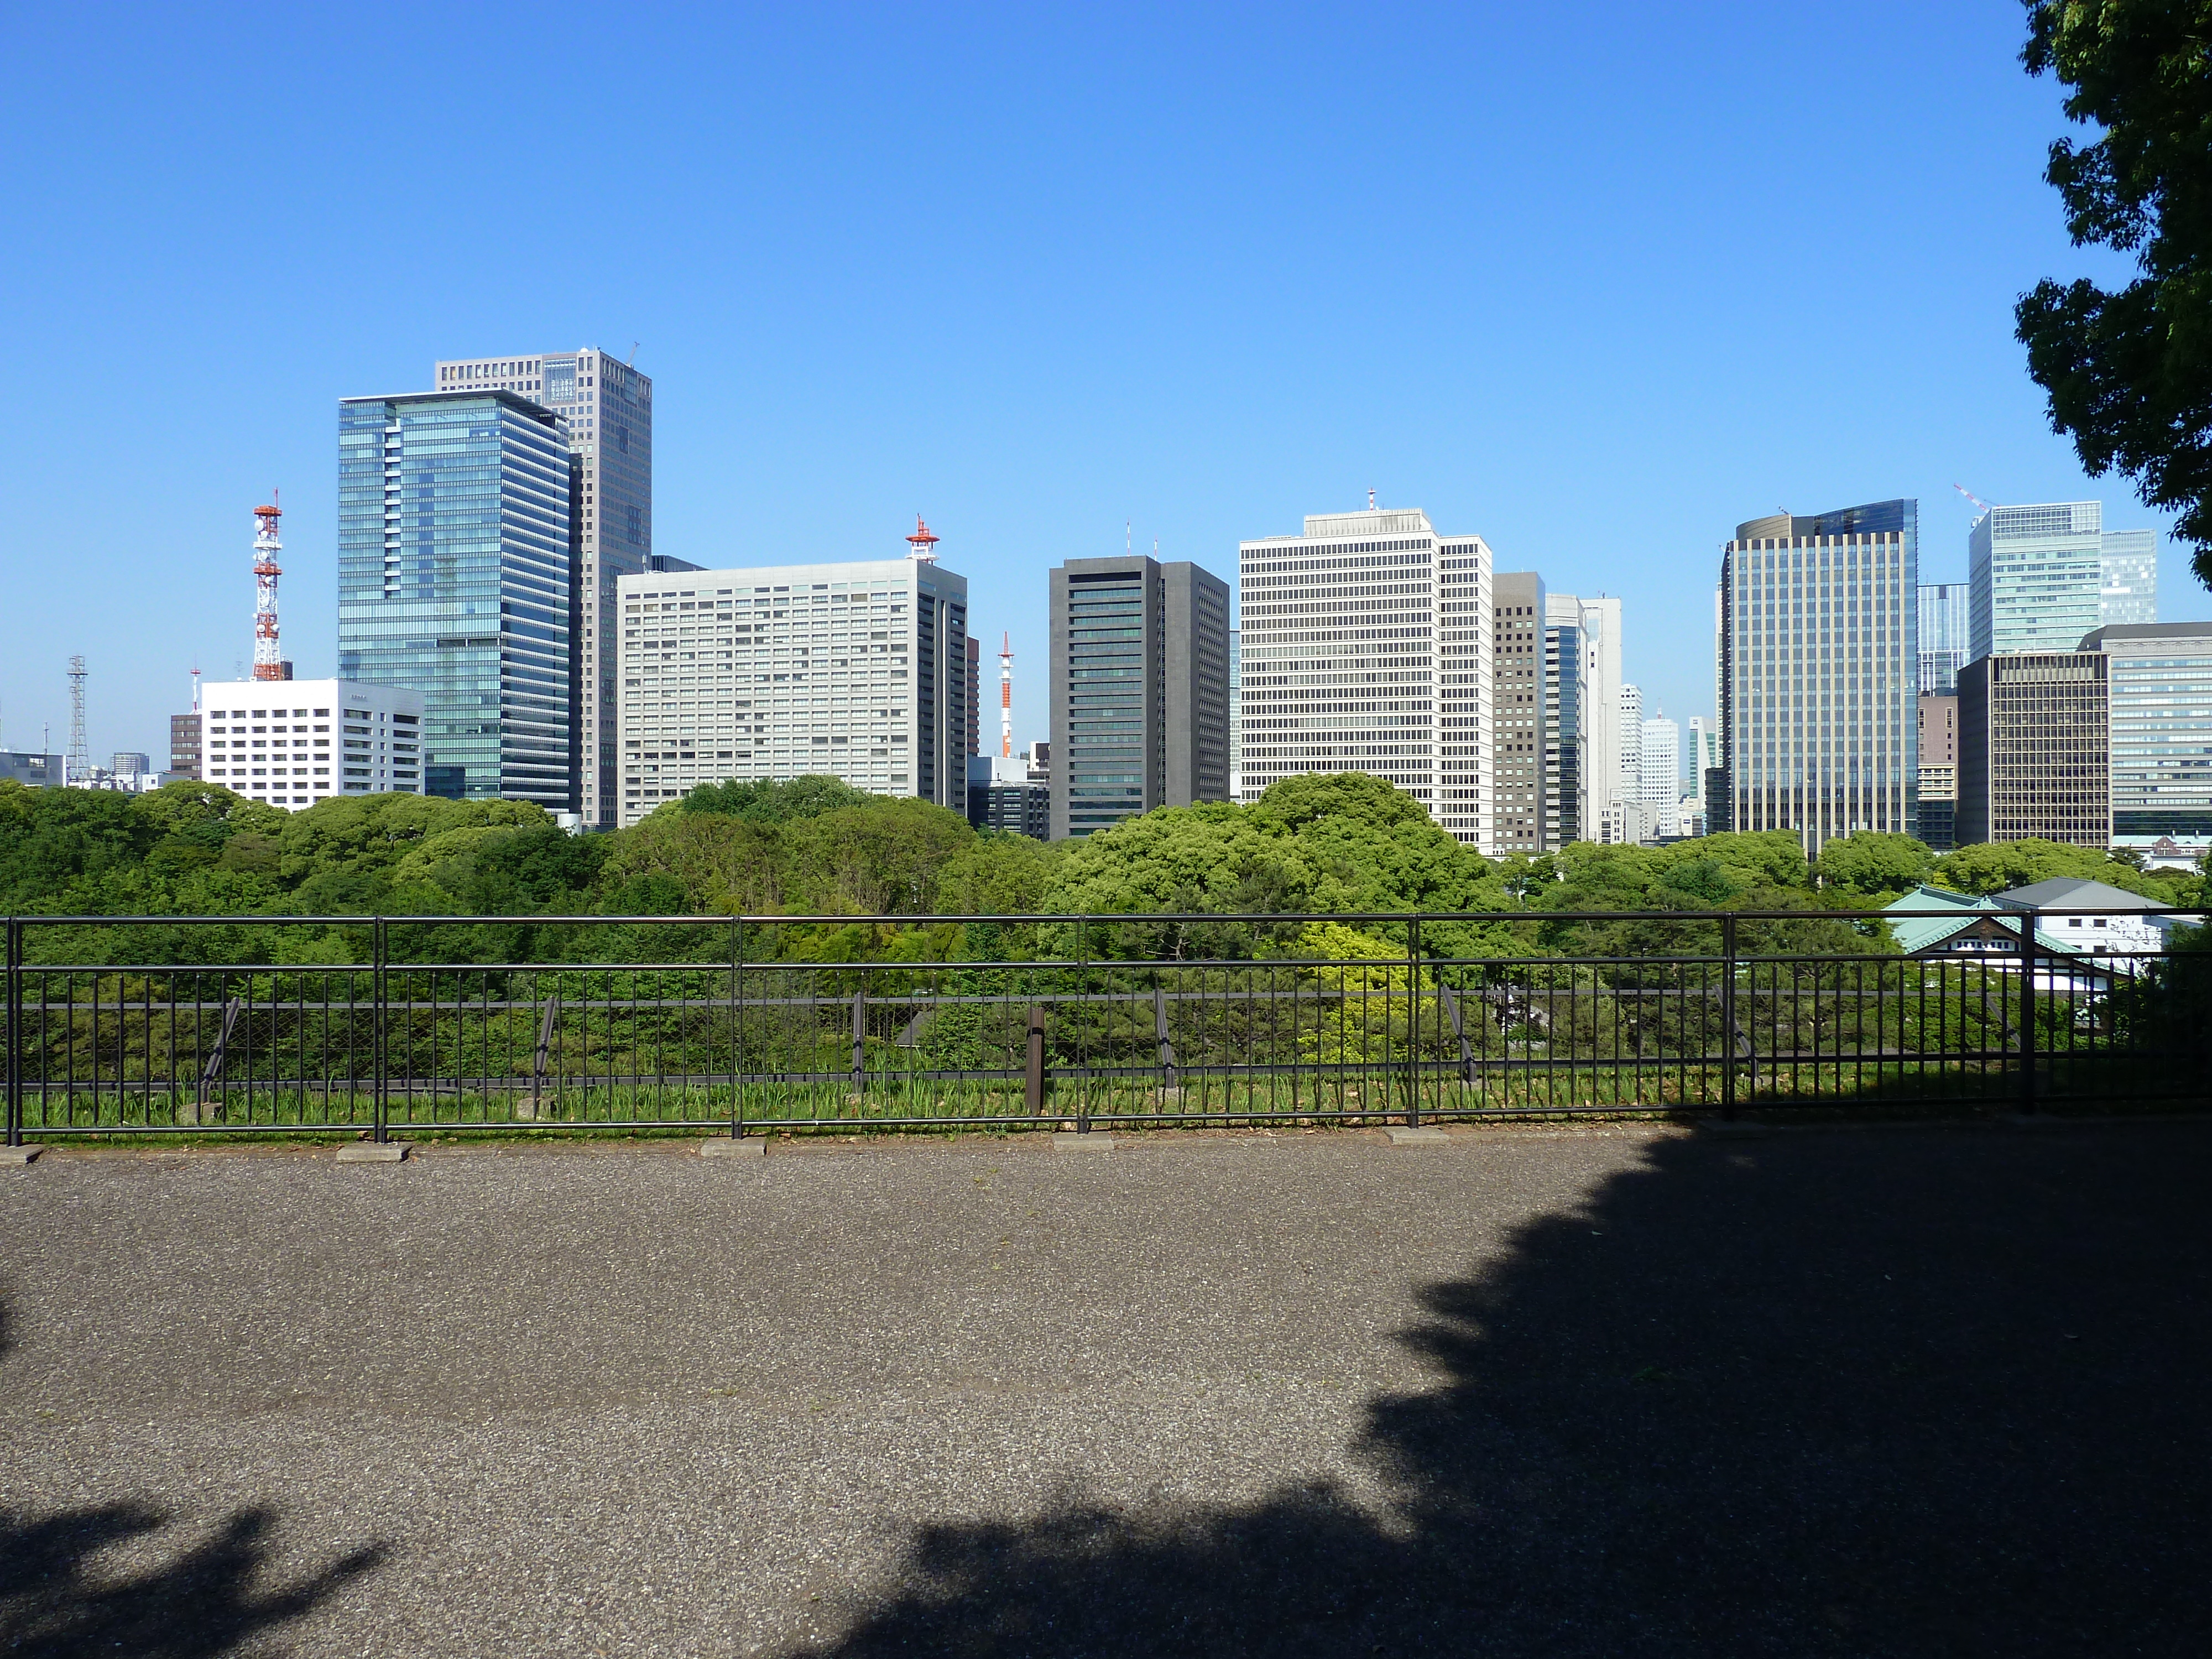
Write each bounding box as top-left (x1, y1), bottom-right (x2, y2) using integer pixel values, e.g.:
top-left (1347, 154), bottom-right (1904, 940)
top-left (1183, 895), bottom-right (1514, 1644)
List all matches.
top-left (851, 984), bottom-right (867, 1096)
top-left (372, 916), bottom-right (388, 1145)
top-left (729, 918), bottom-right (743, 1141)
top-left (2018, 910), bottom-right (2037, 1115)
top-left (6, 916), bottom-right (20, 1149)
top-left (1404, 915), bottom-right (1422, 1127)
top-left (1721, 913), bottom-right (1739, 1122)
top-left (1025, 1004), bottom-right (1047, 1119)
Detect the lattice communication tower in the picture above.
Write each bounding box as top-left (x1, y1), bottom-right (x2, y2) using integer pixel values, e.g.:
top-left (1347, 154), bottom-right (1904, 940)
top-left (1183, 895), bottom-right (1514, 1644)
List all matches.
top-left (66, 655), bottom-right (88, 779)
top-left (252, 496), bottom-right (285, 680)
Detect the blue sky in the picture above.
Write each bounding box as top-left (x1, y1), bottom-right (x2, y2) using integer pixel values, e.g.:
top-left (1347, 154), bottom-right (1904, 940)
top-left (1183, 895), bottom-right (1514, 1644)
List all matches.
top-left (1, 1), bottom-right (2199, 769)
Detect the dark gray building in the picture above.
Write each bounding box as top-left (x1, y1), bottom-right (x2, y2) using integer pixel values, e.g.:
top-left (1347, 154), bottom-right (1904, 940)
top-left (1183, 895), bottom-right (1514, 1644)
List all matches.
top-left (1956, 651), bottom-right (2109, 848)
top-left (1494, 572), bottom-right (1547, 853)
top-left (1049, 555), bottom-right (1232, 839)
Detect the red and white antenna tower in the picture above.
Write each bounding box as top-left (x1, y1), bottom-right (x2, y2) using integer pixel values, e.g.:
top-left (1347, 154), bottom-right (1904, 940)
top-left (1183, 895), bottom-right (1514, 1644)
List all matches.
top-left (999, 632), bottom-right (1014, 759)
top-left (905, 514), bottom-right (939, 564)
top-left (252, 494), bottom-right (284, 681)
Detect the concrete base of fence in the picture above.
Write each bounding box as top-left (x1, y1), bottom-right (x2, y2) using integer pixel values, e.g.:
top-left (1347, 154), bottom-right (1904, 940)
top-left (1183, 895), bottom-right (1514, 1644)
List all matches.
top-left (1385, 1126), bottom-right (1451, 1145)
top-left (1999, 1113), bottom-right (2075, 1130)
top-left (335, 1142), bottom-right (410, 1163)
top-left (1052, 1133), bottom-right (1114, 1152)
top-left (0, 1146), bottom-right (41, 1165)
top-left (1700, 1119), bottom-right (1772, 1138)
top-left (699, 1137), bottom-right (767, 1159)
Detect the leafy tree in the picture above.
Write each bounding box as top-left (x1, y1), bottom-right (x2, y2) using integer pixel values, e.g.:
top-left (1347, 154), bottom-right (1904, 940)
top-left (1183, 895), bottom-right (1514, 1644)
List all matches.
top-left (678, 774), bottom-right (869, 823)
top-left (1811, 830), bottom-right (1934, 902)
top-left (2016, 0), bottom-right (2212, 587)
top-left (1932, 837), bottom-right (2184, 900)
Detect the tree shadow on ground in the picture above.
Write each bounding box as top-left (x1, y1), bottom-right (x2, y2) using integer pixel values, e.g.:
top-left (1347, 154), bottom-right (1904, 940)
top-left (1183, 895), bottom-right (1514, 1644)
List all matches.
top-left (0, 1305), bottom-right (388, 1658)
top-left (798, 1126), bottom-right (2212, 1657)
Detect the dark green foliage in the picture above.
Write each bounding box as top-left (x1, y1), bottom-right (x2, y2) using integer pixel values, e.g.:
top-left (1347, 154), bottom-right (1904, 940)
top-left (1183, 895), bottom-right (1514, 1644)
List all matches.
top-left (677, 774), bottom-right (868, 823)
top-left (2016, 0), bottom-right (2212, 587)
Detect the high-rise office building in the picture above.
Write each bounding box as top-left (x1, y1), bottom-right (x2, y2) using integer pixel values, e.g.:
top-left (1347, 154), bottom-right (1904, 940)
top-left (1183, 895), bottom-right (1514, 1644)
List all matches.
top-left (2081, 620), bottom-right (2212, 857)
top-left (1918, 582), bottom-right (1969, 693)
top-left (1640, 709), bottom-right (1681, 839)
top-left (1957, 651), bottom-right (2109, 848)
top-left (1050, 554), bottom-right (1231, 839)
top-left (1718, 499), bottom-right (1919, 854)
top-left (1228, 627), bottom-right (1242, 801)
top-left (337, 389), bottom-right (573, 806)
top-left (1239, 507), bottom-right (1492, 846)
top-left (1616, 684), bottom-right (1644, 842)
top-left (968, 754), bottom-right (1048, 837)
top-left (965, 637), bottom-right (982, 757)
top-left (612, 557), bottom-right (967, 825)
top-left (436, 348), bottom-right (651, 827)
top-left (1688, 714), bottom-right (1721, 840)
top-left (1493, 572), bottom-right (1547, 853)
top-left (1541, 595), bottom-right (1588, 847)
top-left (168, 714), bottom-right (201, 781)
top-left (197, 680), bottom-right (425, 809)
top-left (1969, 500), bottom-right (2158, 662)
top-left (1917, 693), bottom-right (1958, 850)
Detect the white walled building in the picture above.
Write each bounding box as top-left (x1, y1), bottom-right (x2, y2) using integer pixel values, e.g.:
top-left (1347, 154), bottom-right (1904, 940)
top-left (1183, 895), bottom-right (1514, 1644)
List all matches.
top-left (199, 680), bottom-right (425, 809)
top-left (1238, 506), bottom-right (1493, 847)
top-left (614, 557), bottom-right (969, 827)
top-left (1546, 594), bottom-right (1624, 845)
top-left (1640, 709), bottom-right (1681, 839)
top-left (1611, 682), bottom-right (1645, 843)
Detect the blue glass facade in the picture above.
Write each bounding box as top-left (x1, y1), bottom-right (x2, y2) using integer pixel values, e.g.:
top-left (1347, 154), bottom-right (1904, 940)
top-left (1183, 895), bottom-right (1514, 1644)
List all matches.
top-left (336, 392), bottom-right (573, 806)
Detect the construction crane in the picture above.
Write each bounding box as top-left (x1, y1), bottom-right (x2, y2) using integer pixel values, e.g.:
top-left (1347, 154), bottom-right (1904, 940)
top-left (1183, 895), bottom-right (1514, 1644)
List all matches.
top-left (1952, 484), bottom-right (2000, 514)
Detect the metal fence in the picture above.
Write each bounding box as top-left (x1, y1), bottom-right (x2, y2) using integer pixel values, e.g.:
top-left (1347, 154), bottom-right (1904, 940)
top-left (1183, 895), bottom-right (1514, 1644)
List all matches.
top-left (4, 907), bottom-right (2207, 1144)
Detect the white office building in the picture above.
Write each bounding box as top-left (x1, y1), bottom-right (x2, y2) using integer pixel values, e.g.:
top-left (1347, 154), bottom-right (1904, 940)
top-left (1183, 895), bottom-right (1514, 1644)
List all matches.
top-left (1613, 682), bottom-right (1645, 843)
top-left (1969, 500), bottom-right (2159, 660)
top-left (198, 679), bottom-right (425, 809)
top-left (1543, 594), bottom-right (1623, 847)
top-left (614, 557), bottom-right (969, 827)
top-left (436, 347), bottom-right (656, 828)
top-left (1640, 709), bottom-right (1681, 839)
top-left (1238, 505), bottom-right (1492, 847)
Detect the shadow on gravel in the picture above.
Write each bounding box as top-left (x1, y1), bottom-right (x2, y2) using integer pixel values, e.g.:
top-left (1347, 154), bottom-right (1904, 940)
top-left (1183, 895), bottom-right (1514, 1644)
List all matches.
top-left (0, 1305), bottom-right (387, 1658)
top-left (796, 1125), bottom-right (2212, 1658)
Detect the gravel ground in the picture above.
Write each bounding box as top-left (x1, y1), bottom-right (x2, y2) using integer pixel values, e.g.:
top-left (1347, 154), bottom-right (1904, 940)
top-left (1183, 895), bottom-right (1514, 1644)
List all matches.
top-left (3, 1121), bottom-right (2209, 1656)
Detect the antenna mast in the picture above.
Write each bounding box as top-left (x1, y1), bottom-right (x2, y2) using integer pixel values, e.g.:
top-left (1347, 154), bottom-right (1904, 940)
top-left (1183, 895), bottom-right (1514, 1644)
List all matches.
top-left (904, 514), bottom-right (939, 564)
top-left (66, 655), bottom-right (88, 782)
top-left (252, 494), bottom-right (285, 680)
top-left (999, 632), bottom-right (1014, 759)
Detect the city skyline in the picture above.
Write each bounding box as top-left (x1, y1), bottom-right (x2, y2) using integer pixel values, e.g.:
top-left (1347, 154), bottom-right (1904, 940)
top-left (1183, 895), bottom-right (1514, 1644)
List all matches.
top-left (10, 8), bottom-right (2211, 768)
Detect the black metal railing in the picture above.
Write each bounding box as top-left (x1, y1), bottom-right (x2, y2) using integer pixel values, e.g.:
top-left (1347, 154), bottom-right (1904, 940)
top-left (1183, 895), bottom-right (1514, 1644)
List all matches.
top-left (3, 907), bottom-right (2206, 1144)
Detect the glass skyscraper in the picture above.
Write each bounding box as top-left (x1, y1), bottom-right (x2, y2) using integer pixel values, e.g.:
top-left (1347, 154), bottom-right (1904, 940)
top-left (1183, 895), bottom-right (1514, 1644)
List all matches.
top-left (1917, 582), bottom-right (1969, 693)
top-left (436, 348), bottom-right (651, 827)
top-left (1718, 499), bottom-right (1918, 855)
top-left (337, 390), bottom-right (573, 806)
top-left (1968, 500), bottom-right (2158, 662)
top-left (2081, 620), bottom-right (2212, 852)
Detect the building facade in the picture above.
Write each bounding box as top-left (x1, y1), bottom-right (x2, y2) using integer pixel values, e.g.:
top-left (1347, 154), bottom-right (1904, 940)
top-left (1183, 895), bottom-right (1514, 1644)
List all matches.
top-left (169, 714), bottom-right (201, 781)
top-left (1917, 693), bottom-right (1958, 850)
top-left (2081, 621), bottom-right (2212, 858)
top-left (1541, 595), bottom-right (1588, 847)
top-left (1969, 500), bottom-right (2158, 662)
top-left (612, 557), bottom-right (968, 826)
top-left (197, 679), bottom-right (425, 808)
top-left (1918, 582), bottom-right (1969, 693)
top-left (1492, 572), bottom-right (1547, 853)
top-left (1956, 651), bottom-right (2109, 848)
top-left (0, 752), bottom-right (61, 787)
top-left (1049, 554), bottom-right (1232, 839)
top-left (337, 389), bottom-right (573, 807)
top-left (1228, 627), bottom-right (1242, 802)
top-left (2098, 530), bottom-right (2159, 628)
top-left (968, 755), bottom-right (1048, 837)
top-left (436, 348), bottom-right (651, 827)
top-left (1640, 709), bottom-right (1681, 839)
top-left (1238, 507), bottom-right (1491, 846)
top-left (1718, 499), bottom-right (1919, 855)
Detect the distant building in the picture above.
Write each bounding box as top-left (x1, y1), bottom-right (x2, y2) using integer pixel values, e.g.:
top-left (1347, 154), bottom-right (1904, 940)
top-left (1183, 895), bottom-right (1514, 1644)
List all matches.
top-left (1718, 499), bottom-right (1919, 855)
top-left (1956, 651), bottom-right (2109, 848)
top-left (1885, 879), bottom-right (2180, 974)
top-left (1687, 715), bottom-right (1721, 838)
top-left (1615, 684), bottom-right (1644, 843)
top-left (1541, 596), bottom-right (1587, 846)
top-left (965, 637), bottom-right (982, 757)
top-left (1228, 627), bottom-right (1242, 802)
top-left (169, 713), bottom-right (201, 781)
top-left (1918, 582), bottom-right (1969, 693)
top-left (1639, 708), bottom-right (1680, 839)
top-left (435, 348), bottom-right (653, 828)
top-left (111, 753), bottom-right (152, 787)
top-left (968, 754), bottom-right (1048, 838)
top-left (1239, 507), bottom-right (1490, 845)
top-left (612, 557), bottom-right (969, 827)
top-left (2080, 620), bottom-right (2212, 860)
top-left (1917, 693), bottom-right (1958, 850)
top-left (1969, 500), bottom-right (2157, 661)
top-left (1492, 572), bottom-right (1547, 853)
top-left (338, 389), bottom-right (573, 807)
top-left (198, 679), bottom-right (425, 808)
top-left (1051, 553), bottom-right (1230, 839)
top-left (0, 752), bottom-right (61, 788)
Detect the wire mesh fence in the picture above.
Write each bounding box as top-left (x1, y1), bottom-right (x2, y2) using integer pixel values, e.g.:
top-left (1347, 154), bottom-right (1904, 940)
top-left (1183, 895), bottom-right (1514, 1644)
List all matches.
top-left (4, 907), bottom-right (2206, 1142)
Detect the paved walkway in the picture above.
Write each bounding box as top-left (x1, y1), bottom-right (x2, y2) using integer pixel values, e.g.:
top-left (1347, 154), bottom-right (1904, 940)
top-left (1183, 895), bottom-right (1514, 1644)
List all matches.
top-left (3, 1122), bottom-right (2210, 1656)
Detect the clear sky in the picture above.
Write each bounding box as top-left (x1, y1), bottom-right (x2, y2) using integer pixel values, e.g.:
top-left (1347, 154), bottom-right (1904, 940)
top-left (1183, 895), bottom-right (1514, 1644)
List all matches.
top-left (2, 1), bottom-right (2199, 770)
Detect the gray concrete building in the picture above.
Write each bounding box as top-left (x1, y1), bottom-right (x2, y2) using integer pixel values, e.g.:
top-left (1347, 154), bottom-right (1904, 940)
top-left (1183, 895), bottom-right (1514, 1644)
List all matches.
top-left (1493, 572), bottom-right (1546, 853)
top-left (1049, 555), bottom-right (1232, 839)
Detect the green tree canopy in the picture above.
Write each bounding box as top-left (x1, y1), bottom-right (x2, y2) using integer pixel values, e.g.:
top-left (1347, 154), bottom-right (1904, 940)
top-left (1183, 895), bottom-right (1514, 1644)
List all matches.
top-left (1811, 831), bottom-right (1936, 902)
top-left (2016, 0), bottom-right (2212, 586)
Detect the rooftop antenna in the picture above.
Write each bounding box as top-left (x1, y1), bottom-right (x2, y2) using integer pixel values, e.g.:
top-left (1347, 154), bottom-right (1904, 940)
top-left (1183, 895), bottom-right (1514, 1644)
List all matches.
top-left (1368, 489), bottom-right (1376, 511)
top-left (904, 514), bottom-right (940, 563)
top-left (628, 341), bottom-right (639, 367)
top-left (66, 655), bottom-right (88, 782)
top-left (1126, 520), bottom-right (1132, 555)
top-left (190, 662), bottom-right (202, 712)
top-left (252, 492), bottom-right (285, 681)
top-left (998, 632), bottom-right (1014, 760)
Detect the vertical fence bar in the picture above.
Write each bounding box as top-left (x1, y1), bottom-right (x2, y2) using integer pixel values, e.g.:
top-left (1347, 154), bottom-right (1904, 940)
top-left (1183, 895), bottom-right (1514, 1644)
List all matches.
top-left (372, 917), bottom-right (389, 1144)
top-left (1720, 914), bottom-right (1738, 1121)
top-left (1025, 1004), bottom-right (1046, 1120)
top-left (2018, 910), bottom-right (2038, 1116)
top-left (5, 917), bottom-right (20, 1147)
top-left (1404, 915), bottom-right (1421, 1126)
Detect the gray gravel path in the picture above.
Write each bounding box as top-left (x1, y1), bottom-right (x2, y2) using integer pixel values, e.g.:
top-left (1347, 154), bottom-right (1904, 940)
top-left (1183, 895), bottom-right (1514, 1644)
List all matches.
top-left (3, 1122), bottom-right (2209, 1656)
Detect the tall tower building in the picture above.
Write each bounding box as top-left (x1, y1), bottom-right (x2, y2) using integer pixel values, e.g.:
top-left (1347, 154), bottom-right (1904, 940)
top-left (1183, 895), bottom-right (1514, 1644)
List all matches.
top-left (1718, 499), bottom-right (1919, 855)
top-left (1957, 650), bottom-right (2109, 848)
top-left (2081, 620), bottom-right (2212, 857)
top-left (1639, 708), bottom-right (1681, 839)
top-left (613, 553), bottom-right (968, 824)
top-left (1542, 596), bottom-right (1587, 846)
top-left (2099, 529), bottom-right (2158, 627)
top-left (1228, 626), bottom-right (1242, 802)
top-left (1617, 684), bottom-right (1645, 843)
top-left (337, 389), bottom-right (573, 807)
top-left (1048, 554), bottom-right (1230, 839)
top-left (1492, 572), bottom-right (1546, 853)
top-left (436, 348), bottom-right (651, 826)
top-left (1238, 506), bottom-right (1491, 846)
top-left (1969, 500), bottom-right (2158, 662)
top-left (1917, 582), bottom-right (1969, 693)
top-left (1543, 595), bottom-right (1620, 846)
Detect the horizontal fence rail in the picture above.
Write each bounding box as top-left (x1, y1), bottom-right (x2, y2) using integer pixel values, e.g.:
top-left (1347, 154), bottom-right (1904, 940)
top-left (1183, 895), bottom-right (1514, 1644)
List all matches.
top-left (3, 908), bottom-right (2207, 1144)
